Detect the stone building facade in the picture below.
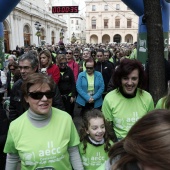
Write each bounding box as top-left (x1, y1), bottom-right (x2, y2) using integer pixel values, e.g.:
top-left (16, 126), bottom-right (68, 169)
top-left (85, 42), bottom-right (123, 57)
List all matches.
top-left (85, 0), bottom-right (138, 44)
top-left (3, 0), bottom-right (67, 52)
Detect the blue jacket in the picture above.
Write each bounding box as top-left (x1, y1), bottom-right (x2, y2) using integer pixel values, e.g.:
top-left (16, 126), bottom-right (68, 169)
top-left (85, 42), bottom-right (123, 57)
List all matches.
top-left (76, 71), bottom-right (104, 108)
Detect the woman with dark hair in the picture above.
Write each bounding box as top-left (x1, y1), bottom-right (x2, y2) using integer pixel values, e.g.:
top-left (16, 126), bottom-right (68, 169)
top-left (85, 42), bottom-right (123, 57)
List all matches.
top-left (102, 59), bottom-right (154, 140)
top-left (113, 50), bottom-right (121, 67)
top-left (76, 58), bottom-right (104, 112)
top-left (4, 73), bottom-right (84, 170)
top-left (97, 109), bottom-right (170, 170)
top-left (79, 109), bottom-right (114, 170)
top-left (39, 49), bottom-right (60, 84)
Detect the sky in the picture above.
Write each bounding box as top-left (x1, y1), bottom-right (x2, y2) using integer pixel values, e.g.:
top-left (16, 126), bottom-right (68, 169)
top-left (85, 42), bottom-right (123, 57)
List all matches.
top-left (74, 0), bottom-right (86, 13)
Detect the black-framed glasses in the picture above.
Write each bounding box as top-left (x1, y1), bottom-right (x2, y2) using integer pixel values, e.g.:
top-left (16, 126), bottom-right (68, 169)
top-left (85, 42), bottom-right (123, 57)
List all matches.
top-left (60, 62), bottom-right (67, 66)
top-left (19, 66), bottom-right (31, 70)
top-left (10, 69), bottom-right (15, 71)
top-left (86, 67), bottom-right (94, 70)
top-left (66, 52), bottom-right (72, 55)
top-left (28, 91), bottom-right (55, 100)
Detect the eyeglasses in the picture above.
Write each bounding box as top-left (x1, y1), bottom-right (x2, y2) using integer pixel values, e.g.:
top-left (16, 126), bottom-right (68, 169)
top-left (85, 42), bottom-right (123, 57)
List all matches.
top-left (86, 67), bottom-right (94, 70)
top-left (10, 69), bottom-right (15, 71)
top-left (66, 52), bottom-right (72, 55)
top-left (28, 91), bottom-right (55, 100)
top-left (19, 66), bottom-right (31, 70)
top-left (60, 62), bottom-right (67, 65)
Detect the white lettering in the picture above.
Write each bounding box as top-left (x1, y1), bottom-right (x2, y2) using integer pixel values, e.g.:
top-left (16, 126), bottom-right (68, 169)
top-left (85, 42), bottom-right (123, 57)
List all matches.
top-left (39, 147), bottom-right (61, 157)
top-left (91, 156), bottom-right (104, 161)
top-left (45, 149), bottom-right (51, 156)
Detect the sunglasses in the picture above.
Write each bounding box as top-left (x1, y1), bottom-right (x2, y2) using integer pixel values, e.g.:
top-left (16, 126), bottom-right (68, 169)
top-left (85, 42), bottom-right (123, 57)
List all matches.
top-left (86, 67), bottom-right (94, 70)
top-left (28, 91), bottom-right (55, 100)
top-left (60, 62), bottom-right (67, 65)
top-left (66, 52), bottom-right (72, 55)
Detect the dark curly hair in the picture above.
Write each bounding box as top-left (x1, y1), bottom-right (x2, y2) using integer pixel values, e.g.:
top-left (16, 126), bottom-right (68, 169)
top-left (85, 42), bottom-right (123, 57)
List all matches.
top-left (79, 109), bottom-right (113, 154)
top-left (113, 58), bottom-right (146, 92)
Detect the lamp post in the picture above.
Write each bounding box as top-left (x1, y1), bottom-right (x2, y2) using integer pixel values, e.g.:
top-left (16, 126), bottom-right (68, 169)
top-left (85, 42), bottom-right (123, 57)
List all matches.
top-left (81, 31), bottom-right (83, 44)
top-left (34, 21), bottom-right (41, 46)
top-left (60, 28), bottom-right (64, 42)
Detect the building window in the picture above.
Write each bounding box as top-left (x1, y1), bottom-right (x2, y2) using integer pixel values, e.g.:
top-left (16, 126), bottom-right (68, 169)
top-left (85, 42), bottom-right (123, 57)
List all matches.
top-left (104, 5), bottom-right (108, 11)
top-left (71, 20), bottom-right (74, 24)
top-left (104, 19), bottom-right (108, 28)
top-left (92, 5), bottom-right (96, 11)
top-left (76, 20), bottom-right (78, 25)
top-left (92, 19), bottom-right (96, 29)
top-left (116, 4), bottom-right (120, 10)
top-left (127, 19), bottom-right (132, 28)
top-left (115, 19), bottom-right (120, 28)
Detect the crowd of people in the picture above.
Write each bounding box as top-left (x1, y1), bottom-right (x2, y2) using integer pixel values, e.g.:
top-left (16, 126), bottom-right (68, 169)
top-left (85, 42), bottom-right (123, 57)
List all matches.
top-left (0, 41), bottom-right (170, 170)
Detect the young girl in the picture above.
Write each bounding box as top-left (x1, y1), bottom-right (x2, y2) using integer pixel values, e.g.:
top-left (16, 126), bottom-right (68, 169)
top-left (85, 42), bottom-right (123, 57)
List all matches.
top-left (79, 109), bottom-right (114, 170)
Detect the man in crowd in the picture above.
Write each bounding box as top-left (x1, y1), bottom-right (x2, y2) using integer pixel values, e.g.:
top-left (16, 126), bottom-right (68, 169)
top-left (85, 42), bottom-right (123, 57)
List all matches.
top-left (9, 51), bottom-right (64, 121)
top-left (95, 49), bottom-right (114, 98)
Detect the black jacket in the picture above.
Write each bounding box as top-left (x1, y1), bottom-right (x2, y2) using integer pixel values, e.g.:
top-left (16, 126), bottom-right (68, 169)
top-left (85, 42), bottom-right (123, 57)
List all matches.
top-left (0, 109), bottom-right (9, 150)
top-left (9, 79), bottom-right (65, 121)
top-left (6, 70), bottom-right (21, 96)
top-left (95, 61), bottom-right (114, 92)
top-left (58, 66), bottom-right (76, 97)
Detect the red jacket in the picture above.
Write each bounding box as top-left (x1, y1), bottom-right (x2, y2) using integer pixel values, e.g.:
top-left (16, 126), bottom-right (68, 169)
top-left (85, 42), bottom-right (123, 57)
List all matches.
top-left (47, 64), bottom-right (60, 84)
top-left (67, 60), bottom-right (79, 81)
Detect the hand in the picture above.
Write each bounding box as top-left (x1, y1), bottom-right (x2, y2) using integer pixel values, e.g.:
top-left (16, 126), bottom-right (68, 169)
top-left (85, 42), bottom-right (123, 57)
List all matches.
top-left (88, 97), bottom-right (94, 103)
top-left (70, 97), bottom-right (74, 103)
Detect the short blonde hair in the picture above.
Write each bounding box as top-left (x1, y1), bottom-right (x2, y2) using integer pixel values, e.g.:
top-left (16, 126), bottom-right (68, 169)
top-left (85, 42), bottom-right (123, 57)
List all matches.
top-left (57, 54), bottom-right (67, 64)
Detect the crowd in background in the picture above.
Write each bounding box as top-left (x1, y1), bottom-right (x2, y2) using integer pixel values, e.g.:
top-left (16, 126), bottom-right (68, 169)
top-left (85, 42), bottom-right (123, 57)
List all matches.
top-left (0, 41), bottom-right (170, 170)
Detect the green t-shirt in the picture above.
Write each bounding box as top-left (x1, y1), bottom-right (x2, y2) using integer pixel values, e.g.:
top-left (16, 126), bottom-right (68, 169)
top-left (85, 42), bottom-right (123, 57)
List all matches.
top-left (83, 61), bottom-right (86, 71)
top-left (109, 58), bottom-right (113, 63)
top-left (130, 48), bottom-right (137, 59)
top-left (155, 97), bottom-right (166, 109)
top-left (4, 107), bottom-right (80, 170)
top-left (86, 73), bottom-right (94, 96)
top-left (102, 89), bottom-right (154, 139)
top-left (79, 142), bottom-right (112, 170)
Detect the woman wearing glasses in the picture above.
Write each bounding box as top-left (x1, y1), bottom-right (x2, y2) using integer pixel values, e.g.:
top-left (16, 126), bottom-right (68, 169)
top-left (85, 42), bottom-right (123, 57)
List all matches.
top-left (4, 73), bottom-right (84, 170)
top-left (76, 58), bottom-right (104, 113)
top-left (39, 49), bottom-right (60, 84)
top-left (66, 49), bottom-right (79, 81)
top-left (57, 54), bottom-right (76, 118)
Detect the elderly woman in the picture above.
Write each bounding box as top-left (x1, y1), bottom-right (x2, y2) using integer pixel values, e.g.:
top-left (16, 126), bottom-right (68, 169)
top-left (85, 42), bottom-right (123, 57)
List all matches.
top-left (39, 49), bottom-right (60, 84)
top-left (102, 59), bottom-right (154, 141)
top-left (4, 73), bottom-right (84, 170)
top-left (76, 58), bottom-right (104, 113)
